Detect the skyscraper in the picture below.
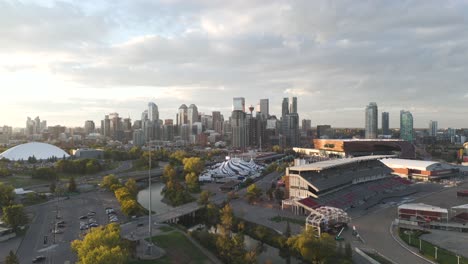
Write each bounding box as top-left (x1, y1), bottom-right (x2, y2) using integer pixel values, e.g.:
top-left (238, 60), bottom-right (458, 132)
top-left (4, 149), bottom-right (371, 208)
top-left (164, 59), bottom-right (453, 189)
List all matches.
top-left (259, 99), bottom-right (269, 118)
top-left (289, 97), bottom-right (298, 114)
top-left (233, 97), bottom-right (245, 112)
top-left (282, 98), bottom-right (289, 117)
top-left (148, 102), bottom-right (159, 122)
top-left (212, 111), bottom-right (223, 134)
top-left (365, 102), bottom-right (378, 139)
top-left (302, 119), bottom-right (312, 132)
top-left (188, 104), bottom-right (199, 130)
top-left (429, 120), bottom-right (438, 137)
top-left (178, 104), bottom-right (188, 126)
top-left (84, 120), bottom-right (95, 135)
top-left (231, 98), bottom-right (247, 149)
top-left (400, 110), bottom-right (414, 142)
top-left (382, 112), bottom-right (390, 136)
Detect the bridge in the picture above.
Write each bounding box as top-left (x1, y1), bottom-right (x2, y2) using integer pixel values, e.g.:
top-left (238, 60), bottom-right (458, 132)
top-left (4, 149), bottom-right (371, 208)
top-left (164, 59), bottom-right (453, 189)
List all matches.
top-left (151, 195), bottom-right (226, 224)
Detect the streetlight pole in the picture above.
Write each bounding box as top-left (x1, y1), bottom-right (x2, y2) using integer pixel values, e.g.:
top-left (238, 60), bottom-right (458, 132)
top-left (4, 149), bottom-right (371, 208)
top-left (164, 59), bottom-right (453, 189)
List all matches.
top-left (147, 144), bottom-right (153, 255)
top-left (457, 255), bottom-right (460, 264)
top-left (419, 239), bottom-right (422, 252)
top-left (434, 247), bottom-right (438, 260)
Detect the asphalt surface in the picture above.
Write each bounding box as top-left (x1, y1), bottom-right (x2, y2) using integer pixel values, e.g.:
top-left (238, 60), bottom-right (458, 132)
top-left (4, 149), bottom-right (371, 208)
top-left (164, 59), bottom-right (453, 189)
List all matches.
top-left (350, 180), bottom-right (468, 264)
top-left (16, 190), bottom-right (122, 264)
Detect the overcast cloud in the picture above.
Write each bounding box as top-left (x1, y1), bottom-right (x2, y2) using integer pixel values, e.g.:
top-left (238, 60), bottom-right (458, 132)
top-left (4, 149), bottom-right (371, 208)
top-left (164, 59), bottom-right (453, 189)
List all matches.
top-left (1, 0), bottom-right (467, 128)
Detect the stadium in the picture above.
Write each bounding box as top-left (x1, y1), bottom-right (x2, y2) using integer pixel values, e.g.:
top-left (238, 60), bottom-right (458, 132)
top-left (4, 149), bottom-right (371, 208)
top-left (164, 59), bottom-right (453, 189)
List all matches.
top-left (380, 158), bottom-right (459, 180)
top-left (199, 157), bottom-right (263, 182)
top-left (282, 155), bottom-right (413, 215)
top-left (306, 139), bottom-right (416, 159)
top-left (0, 142), bottom-right (70, 161)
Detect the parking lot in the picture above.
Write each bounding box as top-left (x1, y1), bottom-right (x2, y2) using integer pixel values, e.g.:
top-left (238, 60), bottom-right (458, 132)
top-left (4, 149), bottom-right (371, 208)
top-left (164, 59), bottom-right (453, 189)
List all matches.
top-left (15, 189), bottom-right (123, 263)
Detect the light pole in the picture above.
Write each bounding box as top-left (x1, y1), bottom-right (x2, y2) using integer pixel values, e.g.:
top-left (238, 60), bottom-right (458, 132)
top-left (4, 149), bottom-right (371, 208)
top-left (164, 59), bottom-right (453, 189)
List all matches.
top-left (457, 255), bottom-right (460, 264)
top-left (434, 246), bottom-right (438, 260)
top-left (419, 239), bottom-right (422, 252)
top-left (147, 144), bottom-right (153, 255)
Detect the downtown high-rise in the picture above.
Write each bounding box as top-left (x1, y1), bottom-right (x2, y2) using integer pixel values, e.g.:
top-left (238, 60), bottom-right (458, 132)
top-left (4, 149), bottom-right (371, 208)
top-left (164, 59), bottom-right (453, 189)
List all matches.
top-left (381, 112), bottom-right (390, 136)
top-left (365, 102), bottom-right (378, 139)
top-left (400, 110), bottom-right (414, 142)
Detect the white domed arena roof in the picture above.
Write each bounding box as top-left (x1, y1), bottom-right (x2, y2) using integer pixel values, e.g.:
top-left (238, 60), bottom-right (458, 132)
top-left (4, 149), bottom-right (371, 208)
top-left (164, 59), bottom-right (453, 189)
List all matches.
top-left (0, 142), bottom-right (70, 161)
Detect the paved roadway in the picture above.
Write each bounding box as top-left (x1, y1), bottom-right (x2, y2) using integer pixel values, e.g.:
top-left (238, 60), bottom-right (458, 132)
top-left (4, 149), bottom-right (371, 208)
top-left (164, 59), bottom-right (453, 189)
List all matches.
top-left (350, 180), bottom-right (468, 264)
top-left (17, 191), bottom-right (122, 264)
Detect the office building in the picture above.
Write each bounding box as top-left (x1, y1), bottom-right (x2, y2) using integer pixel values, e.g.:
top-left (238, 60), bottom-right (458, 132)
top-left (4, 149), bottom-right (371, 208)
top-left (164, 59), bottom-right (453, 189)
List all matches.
top-left (400, 110), bottom-right (414, 142)
top-left (178, 104), bottom-right (188, 126)
top-left (365, 102), bottom-right (378, 139)
top-left (317, 125), bottom-right (333, 139)
top-left (148, 102), bottom-right (159, 122)
top-left (302, 119), bottom-right (312, 132)
top-left (289, 97), bottom-right (298, 114)
top-left (133, 129), bottom-right (145, 146)
top-left (282, 98), bottom-right (289, 117)
top-left (84, 120), bottom-right (95, 135)
top-left (233, 97), bottom-right (245, 112)
top-left (188, 104), bottom-right (199, 130)
top-left (429, 120), bottom-right (438, 137)
top-left (382, 112), bottom-right (390, 135)
top-left (259, 99), bottom-right (269, 118)
top-left (212, 111), bottom-right (223, 134)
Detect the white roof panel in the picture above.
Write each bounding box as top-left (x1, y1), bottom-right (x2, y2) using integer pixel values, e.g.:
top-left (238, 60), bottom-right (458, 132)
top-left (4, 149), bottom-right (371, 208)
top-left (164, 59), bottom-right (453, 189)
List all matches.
top-left (398, 203), bottom-right (448, 214)
top-left (0, 142), bottom-right (70, 161)
top-left (289, 155), bottom-right (395, 172)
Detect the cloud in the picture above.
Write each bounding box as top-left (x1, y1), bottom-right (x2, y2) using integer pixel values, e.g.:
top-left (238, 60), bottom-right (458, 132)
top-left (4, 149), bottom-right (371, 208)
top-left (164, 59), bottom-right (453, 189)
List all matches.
top-left (1, 0), bottom-right (468, 128)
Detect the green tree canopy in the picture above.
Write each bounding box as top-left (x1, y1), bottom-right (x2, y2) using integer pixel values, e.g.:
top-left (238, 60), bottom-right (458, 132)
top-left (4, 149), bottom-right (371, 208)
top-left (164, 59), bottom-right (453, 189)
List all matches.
top-left (185, 172), bottom-right (200, 193)
top-left (287, 228), bottom-right (337, 263)
top-left (5, 250), bottom-right (19, 264)
top-left (71, 223), bottom-right (129, 264)
top-left (0, 183), bottom-right (15, 207)
top-left (68, 177), bottom-right (77, 192)
top-left (198, 190), bottom-right (211, 206)
top-left (2, 204), bottom-right (28, 231)
top-left (124, 178), bottom-right (138, 198)
top-left (183, 157), bottom-right (205, 175)
top-left (101, 174), bottom-right (119, 190)
top-left (245, 184), bottom-right (262, 204)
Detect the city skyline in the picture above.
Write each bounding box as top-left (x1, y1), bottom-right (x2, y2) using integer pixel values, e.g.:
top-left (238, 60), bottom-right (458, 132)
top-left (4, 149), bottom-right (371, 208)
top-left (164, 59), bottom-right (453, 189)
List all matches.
top-left (2, 1), bottom-right (468, 128)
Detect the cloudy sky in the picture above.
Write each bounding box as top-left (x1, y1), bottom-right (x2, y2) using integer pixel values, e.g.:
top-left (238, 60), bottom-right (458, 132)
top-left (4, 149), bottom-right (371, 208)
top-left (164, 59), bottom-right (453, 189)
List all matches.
top-left (1, 0), bottom-right (467, 129)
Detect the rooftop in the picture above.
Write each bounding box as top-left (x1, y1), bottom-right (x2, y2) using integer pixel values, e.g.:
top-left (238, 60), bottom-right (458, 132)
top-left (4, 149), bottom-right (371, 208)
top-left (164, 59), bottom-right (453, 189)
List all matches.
top-left (289, 155), bottom-right (395, 172)
top-left (398, 203), bottom-right (448, 214)
top-left (381, 158), bottom-right (450, 171)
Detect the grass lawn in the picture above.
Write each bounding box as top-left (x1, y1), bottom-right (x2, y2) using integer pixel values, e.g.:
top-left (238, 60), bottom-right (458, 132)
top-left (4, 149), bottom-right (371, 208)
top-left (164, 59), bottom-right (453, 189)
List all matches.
top-left (149, 231), bottom-right (210, 264)
top-left (0, 175), bottom-right (49, 188)
top-left (270, 216), bottom-right (304, 225)
top-left (399, 228), bottom-right (468, 264)
top-left (158, 226), bottom-right (174, 232)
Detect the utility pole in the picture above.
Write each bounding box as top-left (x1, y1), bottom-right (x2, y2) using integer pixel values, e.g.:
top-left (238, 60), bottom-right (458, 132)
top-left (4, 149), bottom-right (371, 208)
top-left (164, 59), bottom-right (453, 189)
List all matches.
top-left (434, 247), bottom-right (438, 260)
top-left (147, 144), bottom-right (153, 255)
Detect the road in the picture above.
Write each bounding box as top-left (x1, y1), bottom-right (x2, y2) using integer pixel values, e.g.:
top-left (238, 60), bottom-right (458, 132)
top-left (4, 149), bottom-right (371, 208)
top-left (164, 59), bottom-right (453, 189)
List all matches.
top-left (17, 191), bottom-right (122, 263)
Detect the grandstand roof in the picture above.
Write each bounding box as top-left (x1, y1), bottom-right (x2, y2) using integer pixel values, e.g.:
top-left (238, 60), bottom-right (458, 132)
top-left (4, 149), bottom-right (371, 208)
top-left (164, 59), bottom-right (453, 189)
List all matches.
top-left (380, 158), bottom-right (451, 171)
top-left (398, 203), bottom-right (448, 214)
top-left (289, 155), bottom-right (395, 172)
top-left (452, 204), bottom-right (468, 210)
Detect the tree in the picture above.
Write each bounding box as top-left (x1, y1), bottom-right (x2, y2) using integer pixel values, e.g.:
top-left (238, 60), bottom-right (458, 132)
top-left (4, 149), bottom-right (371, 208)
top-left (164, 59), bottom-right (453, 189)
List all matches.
top-left (101, 174), bottom-right (119, 190)
top-left (203, 203), bottom-right (219, 230)
top-left (114, 187), bottom-right (132, 202)
top-left (121, 199), bottom-right (140, 216)
top-left (0, 183), bottom-right (15, 207)
top-left (5, 250), bottom-right (19, 264)
top-left (287, 229), bottom-right (336, 263)
top-left (185, 172), bottom-right (200, 193)
top-left (49, 182), bottom-right (56, 193)
top-left (245, 184), bottom-right (262, 204)
top-left (272, 145), bottom-right (283, 153)
top-left (2, 204), bottom-right (28, 231)
top-left (169, 150), bottom-right (187, 165)
top-left (183, 157), bottom-right (205, 175)
top-left (198, 190), bottom-right (211, 206)
top-left (162, 165), bottom-right (177, 183)
top-left (266, 187), bottom-right (274, 201)
top-left (124, 178), bottom-right (138, 198)
top-left (71, 223), bottom-right (129, 264)
top-left (68, 177), bottom-right (77, 193)
top-left (274, 188), bottom-right (284, 201)
top-left (85, 159), bottom-right (101, 174)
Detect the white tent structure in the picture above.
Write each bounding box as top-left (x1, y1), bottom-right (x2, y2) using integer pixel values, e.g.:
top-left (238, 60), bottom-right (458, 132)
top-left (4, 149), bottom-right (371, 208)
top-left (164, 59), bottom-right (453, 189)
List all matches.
top-left (199, 157), bottom-right (263, 182)
top-left (0, 142), bottom-right (70, 161)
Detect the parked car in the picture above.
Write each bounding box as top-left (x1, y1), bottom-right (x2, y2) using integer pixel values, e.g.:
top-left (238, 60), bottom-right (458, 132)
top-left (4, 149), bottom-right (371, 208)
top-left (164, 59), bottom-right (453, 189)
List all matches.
top-left (87, 211), bottom-right (96, 216)
top-left (89, 223), bottom-right (99, 228)
top-left (79, 215), bottom-right (88, 220)
top-left (56, 220), bottom-right (65, 225)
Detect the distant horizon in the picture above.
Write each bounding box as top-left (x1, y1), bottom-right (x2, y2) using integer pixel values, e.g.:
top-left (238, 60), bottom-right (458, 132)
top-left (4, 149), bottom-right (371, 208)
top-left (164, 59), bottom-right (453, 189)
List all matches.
top-left (1, 1), bottom-right (468, 129)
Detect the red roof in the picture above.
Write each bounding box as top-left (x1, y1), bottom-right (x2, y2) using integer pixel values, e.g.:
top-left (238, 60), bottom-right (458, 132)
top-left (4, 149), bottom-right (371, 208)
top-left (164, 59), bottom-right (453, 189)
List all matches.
top-left (454, 212), bottom-right (468, 223)
top-left (298, 197), bottom-right (320, 209)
